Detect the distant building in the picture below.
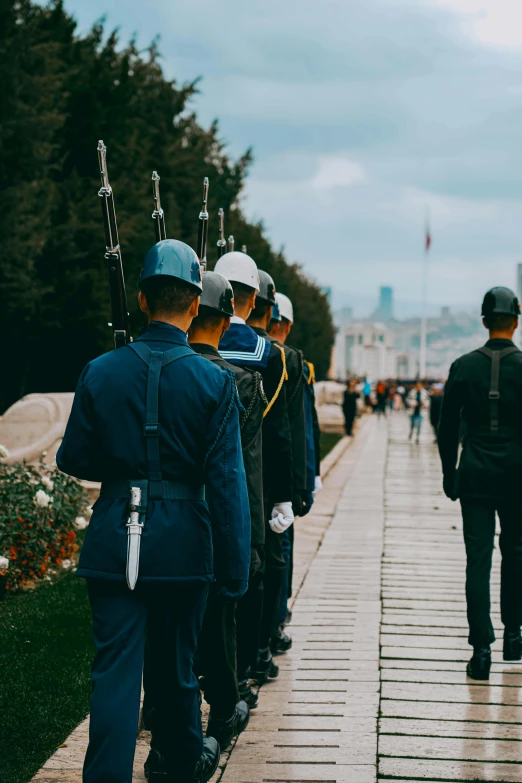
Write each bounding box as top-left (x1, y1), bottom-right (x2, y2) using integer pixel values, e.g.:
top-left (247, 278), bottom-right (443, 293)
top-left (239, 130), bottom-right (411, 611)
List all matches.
top-left (334, 322), bottom-right (397, 379)
top-left (336, 306), bottom-right (353, 325)
top-left (441, 306), bottom-right (450, 320)
top-left (372, 286), bottom-right (394, 321)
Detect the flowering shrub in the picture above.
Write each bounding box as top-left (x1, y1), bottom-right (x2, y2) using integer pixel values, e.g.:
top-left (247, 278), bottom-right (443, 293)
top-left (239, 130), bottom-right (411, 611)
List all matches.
top-left (0, 459), bottom-right (89, 591)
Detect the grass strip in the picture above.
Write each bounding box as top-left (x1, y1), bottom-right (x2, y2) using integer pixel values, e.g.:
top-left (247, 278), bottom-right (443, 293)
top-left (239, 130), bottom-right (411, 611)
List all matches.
top-left (319, 432), bottom-right (343, 462)
top-left (0, 571), bottom-right (93, 783)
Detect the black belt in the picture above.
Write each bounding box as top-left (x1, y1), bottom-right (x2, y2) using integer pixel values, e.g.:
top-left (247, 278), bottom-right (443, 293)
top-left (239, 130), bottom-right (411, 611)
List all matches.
top-left (466, 425), bottom-right (520, 441)
top-left (101, 479), bottom-right (205, 501)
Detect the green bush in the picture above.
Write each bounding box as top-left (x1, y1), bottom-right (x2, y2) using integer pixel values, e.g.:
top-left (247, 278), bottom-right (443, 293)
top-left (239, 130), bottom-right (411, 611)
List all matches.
top-left (0, 459), bottom-right (88, 591)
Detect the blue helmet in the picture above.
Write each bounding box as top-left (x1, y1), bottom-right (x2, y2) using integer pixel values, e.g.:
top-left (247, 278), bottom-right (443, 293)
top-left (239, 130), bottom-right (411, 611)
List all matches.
top-left (139, 239), bottom-right (203, 291)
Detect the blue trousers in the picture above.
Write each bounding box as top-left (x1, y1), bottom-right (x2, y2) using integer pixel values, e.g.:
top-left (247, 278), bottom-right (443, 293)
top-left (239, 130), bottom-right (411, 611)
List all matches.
top-left (84, 579), bottom-right (208, 783)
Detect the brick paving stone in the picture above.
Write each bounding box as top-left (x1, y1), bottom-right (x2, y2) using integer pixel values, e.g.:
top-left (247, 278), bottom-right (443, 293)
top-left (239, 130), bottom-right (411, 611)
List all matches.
top-left (222, 416), bottom-right (385, 783)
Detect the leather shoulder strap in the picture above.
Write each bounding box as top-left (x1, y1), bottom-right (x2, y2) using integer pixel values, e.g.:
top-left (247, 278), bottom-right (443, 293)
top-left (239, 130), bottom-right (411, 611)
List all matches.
top-left (129, 342), bottom-right (195, 499)
top-left (477, 346), bottom-right (520, 435)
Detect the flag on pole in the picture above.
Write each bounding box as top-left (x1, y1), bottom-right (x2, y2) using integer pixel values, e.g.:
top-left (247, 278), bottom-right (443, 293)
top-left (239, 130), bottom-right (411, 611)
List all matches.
top-left (425, 226), bottom-right (431, 252)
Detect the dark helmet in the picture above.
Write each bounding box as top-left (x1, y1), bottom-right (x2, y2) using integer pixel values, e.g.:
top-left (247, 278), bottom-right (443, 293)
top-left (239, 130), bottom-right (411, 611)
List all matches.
top-left (256, 270), bottom-right (276, 305)
top-left (481, 286), bottom-right (521, 319)
top-left (139, 239), bottom-right (203, 291)
top-left (200, 271), bottom-right (234, 316)
top-left (271, 300), bottom-right (282, 322)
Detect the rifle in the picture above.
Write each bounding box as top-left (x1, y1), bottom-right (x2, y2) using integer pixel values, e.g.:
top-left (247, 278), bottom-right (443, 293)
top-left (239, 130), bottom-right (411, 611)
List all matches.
top-left (228, 234), bottom-right (235, 252)
top-left (196, 177), bottom-right (209, 271)
top-left (151, 171), bottom-right (167, 243)
top-left (97, 140), bottom-right (131, 349)
top-left (217, 208), bottom-right (227, 258)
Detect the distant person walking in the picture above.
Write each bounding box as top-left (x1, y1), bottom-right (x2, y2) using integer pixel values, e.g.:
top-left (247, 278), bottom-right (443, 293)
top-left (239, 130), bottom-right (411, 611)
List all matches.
top-left (362, 379), bottom-right (372, 411)
top-left (342, 380), bottom-right (360, 436)
top-left (408, 381), bottom-right (429, 443)
top-left (375, 381), bottom-right (388, 416)
top-left (395, 385), bottom-right (406, 411)
top-left (429, 383), bottom-right (444, 442)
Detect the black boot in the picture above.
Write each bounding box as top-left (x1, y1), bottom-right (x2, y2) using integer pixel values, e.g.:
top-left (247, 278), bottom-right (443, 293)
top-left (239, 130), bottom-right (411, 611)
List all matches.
top-left (251, 646), bottom-right (279, 683)
top-left (271, 627), bottom-right (292, 655)
top-left (466, 647), bottom-right (491, 680)
top-left (206, 700), bottom-right (250, 750)
top-left (190, 737), bottom-right (220, 783)
top-left (504, 629), bottom-right (522, 661)
top-left (146, 739), bottom-right (220, 783)
top-left (238, 678), bottom-right (259, 709)
top-left (144, 748), bottom-right (169, 781)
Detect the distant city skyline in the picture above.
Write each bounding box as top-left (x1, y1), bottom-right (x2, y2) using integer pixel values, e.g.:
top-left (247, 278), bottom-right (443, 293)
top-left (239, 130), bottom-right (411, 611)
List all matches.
top-left (59, 0), bottom-right (522, 309)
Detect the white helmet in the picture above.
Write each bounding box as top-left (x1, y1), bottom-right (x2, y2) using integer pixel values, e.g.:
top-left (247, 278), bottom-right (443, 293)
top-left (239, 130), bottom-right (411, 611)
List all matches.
top-left (275, 292), bottom-right (294, 323)
top-left (214, 251), bottom-right (260, 292)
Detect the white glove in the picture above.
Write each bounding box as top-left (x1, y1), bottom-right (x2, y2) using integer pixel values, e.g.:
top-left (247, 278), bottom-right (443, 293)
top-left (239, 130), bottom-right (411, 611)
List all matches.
top-left (270, 502), bottom-right (294, 534)
top-left (312, 475), bottom-right (323, 498)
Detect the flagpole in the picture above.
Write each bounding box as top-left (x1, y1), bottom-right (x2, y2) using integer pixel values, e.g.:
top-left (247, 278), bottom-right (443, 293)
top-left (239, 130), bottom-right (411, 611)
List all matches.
top-left (419, 210), bottom-right (430, 379)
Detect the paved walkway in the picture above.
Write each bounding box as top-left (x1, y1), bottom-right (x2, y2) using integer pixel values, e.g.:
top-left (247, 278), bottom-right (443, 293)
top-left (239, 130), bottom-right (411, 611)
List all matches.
top-left (34, 414), bottom-right (522, 782)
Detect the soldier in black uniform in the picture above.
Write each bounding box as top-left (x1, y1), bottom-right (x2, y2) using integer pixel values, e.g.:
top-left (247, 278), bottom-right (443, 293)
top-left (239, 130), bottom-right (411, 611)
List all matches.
top-left (438, 287), bottom-right (522, 680)
top-left (247, 272), bottom-right (301, 656)
top-left (188, 270), bottom-right (266, 737)
top-left (268, 290), bottom-right (314, 645)
top-left (216, 252), bottom-right (294, 683)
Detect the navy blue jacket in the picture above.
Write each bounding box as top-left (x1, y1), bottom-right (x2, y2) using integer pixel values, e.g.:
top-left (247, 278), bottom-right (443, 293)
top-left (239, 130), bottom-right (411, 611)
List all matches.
top-left (57, 321), bottom-right (251, 597)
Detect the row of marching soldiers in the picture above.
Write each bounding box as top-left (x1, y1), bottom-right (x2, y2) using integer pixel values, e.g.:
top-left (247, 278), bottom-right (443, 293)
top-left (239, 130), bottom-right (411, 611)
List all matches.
top-left (57, 207), bottom-right (322, 779)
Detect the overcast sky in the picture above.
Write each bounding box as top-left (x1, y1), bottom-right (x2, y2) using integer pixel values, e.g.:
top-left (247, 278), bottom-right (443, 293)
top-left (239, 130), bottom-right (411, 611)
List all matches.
top-left (64, 0), bottom-right (522, 315)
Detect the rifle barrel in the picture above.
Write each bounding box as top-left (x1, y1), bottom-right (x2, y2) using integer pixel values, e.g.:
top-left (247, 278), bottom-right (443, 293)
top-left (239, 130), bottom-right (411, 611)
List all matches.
top-left (96, 140), bottom-right (131, 348)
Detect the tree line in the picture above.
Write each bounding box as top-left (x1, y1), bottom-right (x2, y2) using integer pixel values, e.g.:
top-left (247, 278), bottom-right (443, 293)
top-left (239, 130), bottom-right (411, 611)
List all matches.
top-left (0, 0), bottom-right (335, 414)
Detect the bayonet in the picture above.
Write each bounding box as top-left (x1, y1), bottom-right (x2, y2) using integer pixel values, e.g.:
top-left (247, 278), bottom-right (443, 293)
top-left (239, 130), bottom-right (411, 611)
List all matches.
top-left (228, 234), bottom-right (235, 252)
top-left (217, 208), bottom-right (227, 258)
top-left (126, 486), bottom-right (144, 590)
top-left (151, 171), bottom-right (167, 243)
top-left (196, 177), bottom-right (209, 271)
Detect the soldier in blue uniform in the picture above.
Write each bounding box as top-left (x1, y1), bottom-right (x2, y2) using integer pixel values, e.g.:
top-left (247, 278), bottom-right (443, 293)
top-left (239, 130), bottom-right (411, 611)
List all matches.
top-left (57, 239), bottom-right (251, 783)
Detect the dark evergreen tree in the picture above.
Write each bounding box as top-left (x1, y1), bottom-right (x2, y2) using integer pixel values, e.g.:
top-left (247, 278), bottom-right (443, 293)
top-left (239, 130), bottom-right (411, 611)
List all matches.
top-left (0, 0), bottom-right (334, 413)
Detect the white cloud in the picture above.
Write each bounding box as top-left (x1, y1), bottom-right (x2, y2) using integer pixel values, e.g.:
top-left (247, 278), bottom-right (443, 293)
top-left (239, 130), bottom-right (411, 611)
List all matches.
top-left (428, 0), bottom-right (522, 47)
top-left (312, 157), bottom-right (367, 190)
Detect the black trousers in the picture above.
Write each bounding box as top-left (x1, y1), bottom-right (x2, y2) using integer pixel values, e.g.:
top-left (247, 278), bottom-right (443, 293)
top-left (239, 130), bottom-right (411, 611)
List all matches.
top-left (236, 547), bottom-right (264, 679)
top-left (85, 579), bottom-right (208, 783)
top-left (259, 524), bottom-right (287, 648)
top-left (461, 499), bottom-right (522, 647)
top-left (196, 588), bottom-right (238, 717)
top-left (343, 411), bottom-right (356, 436)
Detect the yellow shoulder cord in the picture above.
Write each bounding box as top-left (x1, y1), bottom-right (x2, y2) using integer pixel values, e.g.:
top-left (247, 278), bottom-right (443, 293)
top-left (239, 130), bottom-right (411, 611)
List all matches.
top-left (304, 360), bottom-right (315, 385)
top-left (264, 344), bottom-right (288, 417)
